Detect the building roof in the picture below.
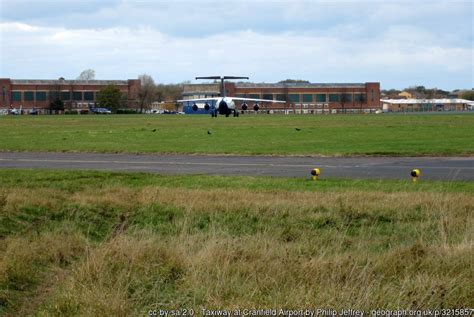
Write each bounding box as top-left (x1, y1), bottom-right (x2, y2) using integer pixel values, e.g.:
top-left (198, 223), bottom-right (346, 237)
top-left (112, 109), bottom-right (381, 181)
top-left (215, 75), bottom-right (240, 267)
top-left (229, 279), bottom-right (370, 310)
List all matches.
top-left (10, 79), bottom-right (131, 85)
top-left (381, 98), bottom-right (474, 105)
top-left (235, 83), bottom-right (366, 88)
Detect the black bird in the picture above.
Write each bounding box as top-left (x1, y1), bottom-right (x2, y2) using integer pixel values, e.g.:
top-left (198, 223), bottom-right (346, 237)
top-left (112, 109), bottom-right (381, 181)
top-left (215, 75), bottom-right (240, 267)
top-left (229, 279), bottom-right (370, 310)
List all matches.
top-left (152, 129), bottom-right (156, 132)
top-left (207, 130), bottom-right (212, 135)
top-left (295, 128), bottom-right (301, 131)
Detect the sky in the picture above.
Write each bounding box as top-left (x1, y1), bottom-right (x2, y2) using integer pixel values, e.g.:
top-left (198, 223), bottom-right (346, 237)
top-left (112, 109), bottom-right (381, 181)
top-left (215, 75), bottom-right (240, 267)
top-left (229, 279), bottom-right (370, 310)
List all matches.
top-left (0, 0), bottom-right (473, 90)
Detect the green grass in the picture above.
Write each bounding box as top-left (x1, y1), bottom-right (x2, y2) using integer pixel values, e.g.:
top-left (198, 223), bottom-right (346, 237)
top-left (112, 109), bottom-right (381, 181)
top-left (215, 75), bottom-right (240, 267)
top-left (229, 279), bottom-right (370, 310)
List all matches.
top-left (1, 169), bottom-right (474, 193)
top-left (0, 114), bottom-right (473, 156)
top-left (0, 170), bottom-right (473, 315)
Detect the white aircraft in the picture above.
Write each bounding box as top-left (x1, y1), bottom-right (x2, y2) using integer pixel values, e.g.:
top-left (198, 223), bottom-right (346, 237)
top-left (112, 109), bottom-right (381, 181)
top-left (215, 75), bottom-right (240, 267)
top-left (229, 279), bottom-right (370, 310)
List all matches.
top-left (177, 76), bottom-right (285, 117)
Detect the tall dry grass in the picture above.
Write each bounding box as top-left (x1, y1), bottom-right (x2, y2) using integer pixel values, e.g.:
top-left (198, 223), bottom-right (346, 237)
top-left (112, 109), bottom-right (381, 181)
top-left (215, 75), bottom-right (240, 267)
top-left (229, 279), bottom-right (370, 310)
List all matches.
top-left (1, 185), bottom-right (473, 315)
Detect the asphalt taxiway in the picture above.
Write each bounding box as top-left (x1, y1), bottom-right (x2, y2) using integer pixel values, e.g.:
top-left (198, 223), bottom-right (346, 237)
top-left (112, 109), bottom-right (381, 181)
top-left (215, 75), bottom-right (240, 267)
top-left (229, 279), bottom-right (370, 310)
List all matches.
top-left (0, 152), bottom-right (473, 181)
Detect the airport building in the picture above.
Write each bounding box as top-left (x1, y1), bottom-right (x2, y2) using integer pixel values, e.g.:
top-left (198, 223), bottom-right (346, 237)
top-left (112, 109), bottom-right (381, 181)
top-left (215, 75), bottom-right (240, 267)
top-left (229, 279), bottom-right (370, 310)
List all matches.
top-left (0, 78), bottom-right (140, 113)
top-left (182, 82), bottom-right (381, 114)
top-left (381, 99), bottom-right (474, 112)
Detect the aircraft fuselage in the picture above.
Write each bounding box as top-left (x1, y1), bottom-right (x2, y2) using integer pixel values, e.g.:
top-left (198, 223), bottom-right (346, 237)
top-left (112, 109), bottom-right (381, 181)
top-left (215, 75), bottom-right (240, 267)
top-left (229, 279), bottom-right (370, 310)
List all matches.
top-left (217, 97), bottom-right (236, 115)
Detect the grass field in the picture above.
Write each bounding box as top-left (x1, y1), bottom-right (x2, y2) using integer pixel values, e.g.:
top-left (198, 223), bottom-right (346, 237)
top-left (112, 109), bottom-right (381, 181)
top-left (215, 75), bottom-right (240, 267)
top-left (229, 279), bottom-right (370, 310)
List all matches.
top-left (1, 170), bottom-right (473, 315)
top-left (0, 114), bottom-right (473, 156)
top-left (1, 113), bottom-right (473, 314)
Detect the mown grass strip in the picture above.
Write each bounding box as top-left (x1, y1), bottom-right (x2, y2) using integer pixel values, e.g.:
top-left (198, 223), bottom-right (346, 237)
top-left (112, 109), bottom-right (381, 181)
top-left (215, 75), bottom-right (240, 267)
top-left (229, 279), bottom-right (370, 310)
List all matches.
top-left (0, 114), bottom-right (473, 156)
top-left (1, 169), bottom-right (473, 193)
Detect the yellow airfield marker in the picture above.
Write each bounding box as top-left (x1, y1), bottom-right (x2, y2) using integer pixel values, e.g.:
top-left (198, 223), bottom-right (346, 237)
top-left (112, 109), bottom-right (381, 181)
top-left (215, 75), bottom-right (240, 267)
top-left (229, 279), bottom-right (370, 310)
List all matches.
top-left (311, 168), bottom-right (320, 181)
top-left (411, 169), bottom-right (420, 183)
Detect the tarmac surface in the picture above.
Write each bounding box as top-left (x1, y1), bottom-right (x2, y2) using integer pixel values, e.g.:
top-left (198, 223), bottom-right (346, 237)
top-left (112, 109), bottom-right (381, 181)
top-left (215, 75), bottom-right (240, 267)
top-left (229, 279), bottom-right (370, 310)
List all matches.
top-left (0, 152), bottom-right (473, 181)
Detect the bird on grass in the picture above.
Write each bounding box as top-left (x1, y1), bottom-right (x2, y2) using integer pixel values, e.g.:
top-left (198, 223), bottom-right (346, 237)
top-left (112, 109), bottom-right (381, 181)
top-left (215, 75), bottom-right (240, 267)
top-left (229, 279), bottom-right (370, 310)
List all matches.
top-left (295, 128), bottom-right (301, 131)
top-left (207, 130), bottom-right (212, 135)
top-left (152, 129), bottom-right (156, 132)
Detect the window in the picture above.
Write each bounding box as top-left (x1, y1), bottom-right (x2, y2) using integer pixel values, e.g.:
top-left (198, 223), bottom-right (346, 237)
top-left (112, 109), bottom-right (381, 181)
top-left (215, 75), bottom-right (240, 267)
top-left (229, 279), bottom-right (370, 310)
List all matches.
top-left (73, 92), bottom-right (82, 101)
top-left (249, 94), bottom-right (260, 99)
top-left (354, 94), bottom-right (366, 103)
top-left (122, 93), bottom-right (128, 100)
top-left (289, 94), bottom-right (300, 102)
top-left (329, 94), bottom-right (340, 102)
top-left (12, 91), bottom-right (21, 102)
top-left (50, 91), bottom-right (60, 100)
top-left (84, 91), bottom-right (94, 101)
top-left (60, 91), bottom-right (71, 101)
top-left (341, 94), bottom-right (352, 102)
top-left (303, 94), bottom-right (312, 103)
top-left (36, 91), bottom-right (47, 101)
top-left (275, 94), bottom-right (286, 101)
top-left (24, 91), bottom-right (34, 101)
top-left (371, 89), bottom-right (375, 102)
top-left (315, 94), bottom-right (327, 102)
top-left (263, 94), bottom-right (273, 101)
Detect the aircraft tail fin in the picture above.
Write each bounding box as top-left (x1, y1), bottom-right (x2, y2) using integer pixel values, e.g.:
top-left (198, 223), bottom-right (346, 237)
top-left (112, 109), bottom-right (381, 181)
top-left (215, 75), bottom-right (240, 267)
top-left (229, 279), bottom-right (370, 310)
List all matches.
top-left (195, 76), bottom-right (249, 98)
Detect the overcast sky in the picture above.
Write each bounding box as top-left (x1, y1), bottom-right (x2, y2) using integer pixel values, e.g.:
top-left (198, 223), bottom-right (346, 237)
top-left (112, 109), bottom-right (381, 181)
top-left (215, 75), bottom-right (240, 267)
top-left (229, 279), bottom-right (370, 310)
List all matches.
top-left (0, 0), bottom-right (472, 90)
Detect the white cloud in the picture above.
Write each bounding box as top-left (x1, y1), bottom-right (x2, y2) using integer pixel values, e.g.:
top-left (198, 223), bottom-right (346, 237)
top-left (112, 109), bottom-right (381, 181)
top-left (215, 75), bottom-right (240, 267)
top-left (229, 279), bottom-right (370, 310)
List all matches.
top-left (0, 0), bottom-right (473, 89)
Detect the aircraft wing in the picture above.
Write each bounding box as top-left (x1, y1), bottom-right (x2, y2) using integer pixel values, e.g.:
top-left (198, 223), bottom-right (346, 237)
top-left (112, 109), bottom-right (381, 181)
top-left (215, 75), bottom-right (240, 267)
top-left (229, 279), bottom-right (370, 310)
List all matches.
top-left (176, 97), bottom-right (286, 104)
top-left (176, 98), bottom-right (220, 103)
top-left (231, 97), bottom-right (286, 104)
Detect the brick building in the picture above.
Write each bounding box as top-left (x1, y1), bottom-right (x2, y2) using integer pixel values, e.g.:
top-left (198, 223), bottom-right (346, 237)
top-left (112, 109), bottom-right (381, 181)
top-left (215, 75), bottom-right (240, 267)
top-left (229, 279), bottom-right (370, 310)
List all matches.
top-left (182, 82), bottom-right (381, 114)
top-left (0, 78), bottom-right (140, 113)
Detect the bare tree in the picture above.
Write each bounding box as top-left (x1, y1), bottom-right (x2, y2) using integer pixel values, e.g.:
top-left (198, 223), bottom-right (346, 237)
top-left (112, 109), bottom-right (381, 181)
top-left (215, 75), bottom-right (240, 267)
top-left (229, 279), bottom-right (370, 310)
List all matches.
top-left (77, 69), bottom-right (95, 81)
top-left (155, 83), bottom-right (183, 102)
top-left (138, 74), bottom-right (156, 113)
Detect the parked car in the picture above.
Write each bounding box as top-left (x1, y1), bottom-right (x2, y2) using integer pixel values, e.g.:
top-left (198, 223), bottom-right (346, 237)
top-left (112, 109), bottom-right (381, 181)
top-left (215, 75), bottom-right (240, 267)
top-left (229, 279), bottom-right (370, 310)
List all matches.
top-left (91, 108), bottom-right (112, 114)
top-left (29, 108), bottom-right (39, 115)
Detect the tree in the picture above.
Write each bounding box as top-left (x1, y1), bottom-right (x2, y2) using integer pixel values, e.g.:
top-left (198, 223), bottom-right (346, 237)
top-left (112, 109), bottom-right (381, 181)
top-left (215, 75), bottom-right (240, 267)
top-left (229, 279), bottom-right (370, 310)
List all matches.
top-left (49, 84), bottom-right (64, 113)
top-left (433, 89), bottom-right (449, 98)
top-left (460, 90), bottom-right (474, 101)
top-left (340, 89), bottom-right (350, 114)
top-left (407, 85), bottom-right (426, 93)
top-left (49, 98), bottom-right (64, 113)
top-left (153, 83), bottom-right (184, 112)
top-left (97, 85), bottom-right (122, 113)
top-left (77, 69), bottom-right (95, 81)
top-left (137, 74), bottom-right (156, 113)
top-left (357, 93), bottom-right (366, 112)
top-left (155, 84), bottom-right (183, 102)
top-left (381, 89), bottom-right (401, 95)
top-left (278, 79), bottom-right (310, 84)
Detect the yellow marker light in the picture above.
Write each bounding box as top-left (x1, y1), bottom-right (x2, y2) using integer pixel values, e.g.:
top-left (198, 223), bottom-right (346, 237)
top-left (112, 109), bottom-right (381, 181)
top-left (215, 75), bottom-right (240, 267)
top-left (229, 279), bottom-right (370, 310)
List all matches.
top-left (311, 168), bottom-right (320, 181)
top-left (411, 169), bottom-right (420, 183)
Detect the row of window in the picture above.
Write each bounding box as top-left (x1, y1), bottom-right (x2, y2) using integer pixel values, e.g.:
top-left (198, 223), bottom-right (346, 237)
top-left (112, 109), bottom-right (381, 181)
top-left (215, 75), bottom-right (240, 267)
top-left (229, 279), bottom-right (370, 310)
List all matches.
top-left (235, 93), bottom-right (367, 103)
top-left (11, 91), bottom-right (108, 102)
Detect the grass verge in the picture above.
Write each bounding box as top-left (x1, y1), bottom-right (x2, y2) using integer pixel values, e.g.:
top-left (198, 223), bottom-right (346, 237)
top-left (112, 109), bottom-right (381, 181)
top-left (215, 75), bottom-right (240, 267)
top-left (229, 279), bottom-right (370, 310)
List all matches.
top-left (0, 170), bottom-right (473, 314)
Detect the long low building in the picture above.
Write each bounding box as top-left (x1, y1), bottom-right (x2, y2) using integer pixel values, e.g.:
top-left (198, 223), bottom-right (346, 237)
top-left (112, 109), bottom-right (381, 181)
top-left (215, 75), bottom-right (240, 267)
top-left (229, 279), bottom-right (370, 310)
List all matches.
top-left (0, 78), bottom-right (140, 113)
top-left (182, 82), bottom-right (381, 114)
top-left (381, 99), bottom-right (474, 112)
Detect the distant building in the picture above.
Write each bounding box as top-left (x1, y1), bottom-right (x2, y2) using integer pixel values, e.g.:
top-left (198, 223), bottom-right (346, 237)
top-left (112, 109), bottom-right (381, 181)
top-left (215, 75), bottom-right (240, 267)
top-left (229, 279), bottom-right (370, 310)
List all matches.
top-left (182, 82), bottom-right (381, 114)
top-left (0, 78), bottom-right (140, 113)
top-left (381, 99), bottom-right (474, 112)
top-left (150, 101), bottom-right (178, 113)
top-left (398, 91), bottom-right (413, 99)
